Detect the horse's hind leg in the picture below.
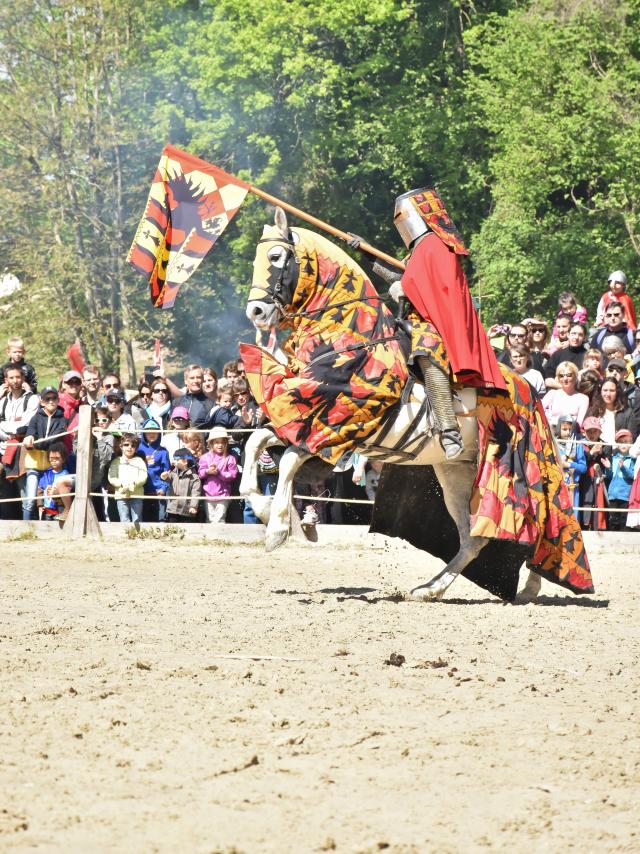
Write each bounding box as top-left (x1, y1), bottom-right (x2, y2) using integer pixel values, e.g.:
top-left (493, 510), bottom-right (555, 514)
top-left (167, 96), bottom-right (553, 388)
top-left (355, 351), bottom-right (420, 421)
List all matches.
top-left (411, 462), bottom-right (490, 601)
top-left (514, 570), bottom-right (542, 604)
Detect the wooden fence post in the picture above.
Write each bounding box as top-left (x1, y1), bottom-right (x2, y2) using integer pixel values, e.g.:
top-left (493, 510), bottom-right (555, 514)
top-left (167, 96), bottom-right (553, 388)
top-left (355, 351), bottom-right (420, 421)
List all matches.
top-left (63, 404), bottom-right (101, 539)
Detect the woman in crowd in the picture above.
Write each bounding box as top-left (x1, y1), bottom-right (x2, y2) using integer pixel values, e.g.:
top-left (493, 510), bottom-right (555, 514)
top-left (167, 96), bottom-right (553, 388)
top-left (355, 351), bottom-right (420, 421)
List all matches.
top-left (144, 377), bottom-right (173, 430)
top-left (525, 317), bottom-right (550, 372)
top-left (508, 343), bottom-right (545, 394)
top-left (542, 361), bottom-right (590, 428)
top-left (128, 377), bottom-right (153, 427)
top-left (577, 370), bottom-right (603, 409)
top-left (587, 379), bottom-right (638, 444)
top-left (202, 368), bottom-right (218, 405)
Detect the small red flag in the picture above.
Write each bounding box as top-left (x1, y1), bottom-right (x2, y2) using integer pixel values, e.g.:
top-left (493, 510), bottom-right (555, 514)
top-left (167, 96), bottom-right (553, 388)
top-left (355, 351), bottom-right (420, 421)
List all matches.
top-left (127, 145), bottom-right (250, 308)
top-left (66, 339), bottom-right (85, 373)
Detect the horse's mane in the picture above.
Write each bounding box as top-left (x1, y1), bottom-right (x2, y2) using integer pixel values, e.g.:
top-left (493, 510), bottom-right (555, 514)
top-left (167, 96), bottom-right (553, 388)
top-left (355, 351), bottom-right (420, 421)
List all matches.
top-left (291, 226), bottom-right (371, 283)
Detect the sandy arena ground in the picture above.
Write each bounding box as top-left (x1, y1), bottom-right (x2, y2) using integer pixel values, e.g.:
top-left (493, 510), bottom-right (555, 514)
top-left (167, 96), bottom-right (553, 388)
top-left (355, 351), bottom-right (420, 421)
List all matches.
top-left (0, 532), bottom-right (638, 853)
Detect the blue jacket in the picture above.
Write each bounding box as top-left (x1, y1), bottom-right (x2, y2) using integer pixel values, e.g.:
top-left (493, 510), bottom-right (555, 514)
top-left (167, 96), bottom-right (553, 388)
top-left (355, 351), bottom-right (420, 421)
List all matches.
top-left (138, 438), bottom-right (171, 494)
top-left (606, 452), bottom-right (635, 501)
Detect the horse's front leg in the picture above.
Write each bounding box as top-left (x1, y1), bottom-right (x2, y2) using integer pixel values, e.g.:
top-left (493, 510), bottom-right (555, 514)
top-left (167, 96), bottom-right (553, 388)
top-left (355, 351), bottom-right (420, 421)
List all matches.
top-left (265, 445), bottom-right (310, 552)
top-left (239, 427), bottom-right (282, 524)
top-left (411, 462), bottom-right (489, 601)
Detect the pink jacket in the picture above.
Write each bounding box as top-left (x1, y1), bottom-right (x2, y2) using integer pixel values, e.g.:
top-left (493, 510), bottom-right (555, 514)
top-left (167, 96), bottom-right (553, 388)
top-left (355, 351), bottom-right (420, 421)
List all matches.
top-left (198, 450), bottom-right (238, 497)
top-left (542, 389), bottom-right (589, 428)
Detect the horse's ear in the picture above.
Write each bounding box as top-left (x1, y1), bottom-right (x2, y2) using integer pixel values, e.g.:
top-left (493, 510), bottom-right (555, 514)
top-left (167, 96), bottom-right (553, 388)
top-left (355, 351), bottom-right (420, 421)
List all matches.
top-left (274, 206), bottom-right (288, 238)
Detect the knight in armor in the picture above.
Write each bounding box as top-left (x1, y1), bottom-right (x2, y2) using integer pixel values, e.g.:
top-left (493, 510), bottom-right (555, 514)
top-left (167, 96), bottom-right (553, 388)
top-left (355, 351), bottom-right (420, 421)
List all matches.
top-left (348, 186), bottom-right (506, 459)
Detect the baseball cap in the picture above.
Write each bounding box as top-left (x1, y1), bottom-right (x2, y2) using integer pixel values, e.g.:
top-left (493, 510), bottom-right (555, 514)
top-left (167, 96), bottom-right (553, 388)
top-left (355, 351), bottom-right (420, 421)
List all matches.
top-left (142, 418), bottom-right (161, 431)
top-left (40, 386), bottom-right (59, 398)
top-left (173, 447), bottom-right (196, 466)
top-left (208, 426), bottom-right (229, 442)
top-left (62, 370), bottom-right (83, 382)
top-left (582, 416), bottom-right (602, 433)
top-left (606, 358), bottom-right (627, 371)
top-left (105, 388), bottom-right (126, 401)
top-left (171, 406), bottom-right (190, 421)
top-left (615, 428), bottom-right (633, 442)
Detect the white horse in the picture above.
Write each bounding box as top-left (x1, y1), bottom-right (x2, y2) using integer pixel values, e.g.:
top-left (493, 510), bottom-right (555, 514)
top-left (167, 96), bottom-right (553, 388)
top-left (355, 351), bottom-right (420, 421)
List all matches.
top-left (240, 208), bottom-right (549, 602)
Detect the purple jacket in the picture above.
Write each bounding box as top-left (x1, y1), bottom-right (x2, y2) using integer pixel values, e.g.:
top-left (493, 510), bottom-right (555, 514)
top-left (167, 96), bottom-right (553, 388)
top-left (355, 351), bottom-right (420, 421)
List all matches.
top-left (198, 450), bottom-right (238, 497)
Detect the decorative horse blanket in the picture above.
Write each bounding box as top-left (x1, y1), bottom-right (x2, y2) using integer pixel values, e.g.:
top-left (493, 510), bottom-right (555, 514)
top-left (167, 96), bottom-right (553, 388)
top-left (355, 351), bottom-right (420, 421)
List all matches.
top-left (241, 245), bottom-right (409, 466)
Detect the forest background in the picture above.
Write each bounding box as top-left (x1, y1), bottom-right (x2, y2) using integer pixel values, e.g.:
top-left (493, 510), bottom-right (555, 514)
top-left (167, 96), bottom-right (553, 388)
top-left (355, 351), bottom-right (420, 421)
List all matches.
top-left (0, 0), bottom-right (638, 383)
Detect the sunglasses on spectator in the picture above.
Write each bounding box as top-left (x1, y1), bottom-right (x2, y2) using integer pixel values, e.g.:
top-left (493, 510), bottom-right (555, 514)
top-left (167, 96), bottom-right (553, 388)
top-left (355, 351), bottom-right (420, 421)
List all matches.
top-left (43, 396), bottom-right (58, 403)
top-left (530, 326), bottom-right (546, 332)
top-left (607, 366), bottom-right (624, 372)
top-left (153, 387), bottom-right (168, 394)
top-left (509, 332), bottom-right (526, 338)
top-left (96, 417), bottom-right (110, 424)
top-left (140, 390), bottom-right (151, 397)
top-left (104, 382), bottom-right (119, 388)
top-left (65, 378), bottom-right (82, 385)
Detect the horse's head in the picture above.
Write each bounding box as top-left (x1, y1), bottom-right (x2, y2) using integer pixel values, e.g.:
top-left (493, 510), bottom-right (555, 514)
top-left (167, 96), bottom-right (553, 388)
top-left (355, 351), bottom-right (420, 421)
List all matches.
top-left (246, 207), bottom-right (300, 331)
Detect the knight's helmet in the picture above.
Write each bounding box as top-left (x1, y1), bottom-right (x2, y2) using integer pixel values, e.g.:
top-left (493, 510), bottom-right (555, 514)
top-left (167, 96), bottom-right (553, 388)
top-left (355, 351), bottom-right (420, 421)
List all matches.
top-left (393, 186), bottom-right (468, 255)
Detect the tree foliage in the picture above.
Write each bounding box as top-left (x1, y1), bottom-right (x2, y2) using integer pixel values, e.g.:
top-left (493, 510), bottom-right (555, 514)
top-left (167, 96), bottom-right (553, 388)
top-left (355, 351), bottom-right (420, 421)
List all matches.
top-left (0, 0), bottom-right (638, 378)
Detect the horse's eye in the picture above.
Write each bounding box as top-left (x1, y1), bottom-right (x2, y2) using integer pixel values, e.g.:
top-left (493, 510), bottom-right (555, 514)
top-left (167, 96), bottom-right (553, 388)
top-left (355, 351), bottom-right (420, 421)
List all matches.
top-left (267, 247), bottom-right (286, 267)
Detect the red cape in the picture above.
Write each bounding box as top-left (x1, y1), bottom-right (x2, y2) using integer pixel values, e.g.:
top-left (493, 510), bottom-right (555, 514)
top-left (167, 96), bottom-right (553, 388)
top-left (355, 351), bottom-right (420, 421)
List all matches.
top-left (402, 234), bottom-right (506, 389)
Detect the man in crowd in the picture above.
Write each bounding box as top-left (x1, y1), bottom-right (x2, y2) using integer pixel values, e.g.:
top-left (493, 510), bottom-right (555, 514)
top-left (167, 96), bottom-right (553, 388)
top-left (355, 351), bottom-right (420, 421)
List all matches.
top-left (544, 323), bottom-right (587, 389)
top-left (166, 364), bottom-right (213, 427)
top-left (497, 324), bottom-right (530, 368)
top-left (547, 313), bottom-right (573, 355)
top-left (590, 302), bottom-right (635, 354)
top-left (0, 365), bottom-right (39, 519)
top-left (82, 365), bottom-right (102, 406)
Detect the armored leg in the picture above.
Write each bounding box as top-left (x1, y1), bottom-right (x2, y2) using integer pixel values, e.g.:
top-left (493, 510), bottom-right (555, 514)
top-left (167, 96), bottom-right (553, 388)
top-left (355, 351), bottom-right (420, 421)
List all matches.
top-left (416, 356), bottom-right (464, 460)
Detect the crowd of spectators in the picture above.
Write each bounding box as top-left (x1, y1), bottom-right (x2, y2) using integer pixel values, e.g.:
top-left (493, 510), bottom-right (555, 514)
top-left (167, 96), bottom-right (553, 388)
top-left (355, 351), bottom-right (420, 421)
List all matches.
top-left (488, 270), bottom-right (640, 530)
top-left (1, 269), bottom-right (640, 531)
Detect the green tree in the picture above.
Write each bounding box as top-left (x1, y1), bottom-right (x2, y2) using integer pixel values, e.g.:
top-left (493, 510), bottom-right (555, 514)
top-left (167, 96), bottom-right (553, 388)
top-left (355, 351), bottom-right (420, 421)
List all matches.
top-left (464, 0), bottom-right (640, 321)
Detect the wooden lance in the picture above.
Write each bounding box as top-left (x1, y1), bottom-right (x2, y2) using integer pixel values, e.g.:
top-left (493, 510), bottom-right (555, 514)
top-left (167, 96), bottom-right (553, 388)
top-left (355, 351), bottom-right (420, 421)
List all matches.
top-left (247, 186), bottom-right (406, 272)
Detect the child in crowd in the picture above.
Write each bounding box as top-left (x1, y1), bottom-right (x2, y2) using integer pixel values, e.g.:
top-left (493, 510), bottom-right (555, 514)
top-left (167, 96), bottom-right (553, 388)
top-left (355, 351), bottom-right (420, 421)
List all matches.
top-left (37, 442), bottom-right (72, 521)
top-left (579, 416), bottom-right (609, 530)
top-left (198, 426), bottom-right (238, 522)
top-left (138, 418), bottom-right (170, 522)
top-left (161, 447), bottom-right (202, 523)
top-left (604, 428), bottom-right (635, 531)
top-left (556, 416), bottom-right (586, 514)
top-left (88, 407), bottom-right (114, 522)
top-left (183, 428), bottom-right (206, 461)
top-left (107, 433), bottom-right (148, 524)
top-left (1, 336), bottom-right (37, 392)
top-left (595, 271), bottom-right (637, 330)
top-left (163, 406), bottom-right (190, 461)
top-left (552, 292), bottom-right (587, 337)
top-left (207, 386), bottom-right (241, 430)
top-left (21, 385), bottom-right (71, 519)
top-left (579, 349), bottom-right (605, 380)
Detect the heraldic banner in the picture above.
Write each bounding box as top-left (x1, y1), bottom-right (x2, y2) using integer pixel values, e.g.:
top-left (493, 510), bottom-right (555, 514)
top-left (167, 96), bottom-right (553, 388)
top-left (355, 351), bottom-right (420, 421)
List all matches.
top-left (127, 145), bottom-right (250, 308)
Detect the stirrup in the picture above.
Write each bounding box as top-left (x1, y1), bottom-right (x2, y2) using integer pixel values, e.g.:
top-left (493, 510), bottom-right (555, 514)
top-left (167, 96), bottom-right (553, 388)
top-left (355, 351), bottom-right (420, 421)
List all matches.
top-left (440, 429), bottom-right (464, 460)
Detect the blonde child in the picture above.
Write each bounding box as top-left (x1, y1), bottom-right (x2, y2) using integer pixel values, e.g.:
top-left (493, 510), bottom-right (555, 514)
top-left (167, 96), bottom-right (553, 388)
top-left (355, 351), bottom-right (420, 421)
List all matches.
top-left (183, 428), bottom-right (205, 461)
top-left (198, 426), bottom-right (238, 522)
top-left (107, 434), bottom-right (148, 524)
top-left (1, 336), bottom-right (37, 392)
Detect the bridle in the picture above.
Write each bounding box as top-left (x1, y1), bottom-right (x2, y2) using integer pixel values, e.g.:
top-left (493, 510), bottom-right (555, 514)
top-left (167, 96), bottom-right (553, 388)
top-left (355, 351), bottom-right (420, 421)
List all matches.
top-left (257, 234), bottom-right (393, 322)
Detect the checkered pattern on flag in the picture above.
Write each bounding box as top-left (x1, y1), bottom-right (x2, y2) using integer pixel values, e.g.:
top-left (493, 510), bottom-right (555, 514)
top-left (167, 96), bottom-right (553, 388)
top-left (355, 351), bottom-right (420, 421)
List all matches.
top-left (127, 145), bottom-right (250, 308)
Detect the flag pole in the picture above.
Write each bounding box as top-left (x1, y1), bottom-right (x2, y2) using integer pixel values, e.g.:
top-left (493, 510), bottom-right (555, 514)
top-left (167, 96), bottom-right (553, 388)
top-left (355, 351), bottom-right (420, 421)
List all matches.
top-left (248, 185), bottom-right (406, 271)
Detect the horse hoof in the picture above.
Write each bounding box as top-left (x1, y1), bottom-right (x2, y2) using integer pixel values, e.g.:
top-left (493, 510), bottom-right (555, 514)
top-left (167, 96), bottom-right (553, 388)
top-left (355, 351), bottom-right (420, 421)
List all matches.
top-left (410, 585), bottom-right (444, 602)
top-left (265, 530), bottom-right (288, 552)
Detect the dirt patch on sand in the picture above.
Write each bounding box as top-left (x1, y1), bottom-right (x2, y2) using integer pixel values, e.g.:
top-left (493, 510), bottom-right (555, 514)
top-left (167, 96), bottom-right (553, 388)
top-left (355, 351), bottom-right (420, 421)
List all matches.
top-left (0, 536), bottom-right (637, 852)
